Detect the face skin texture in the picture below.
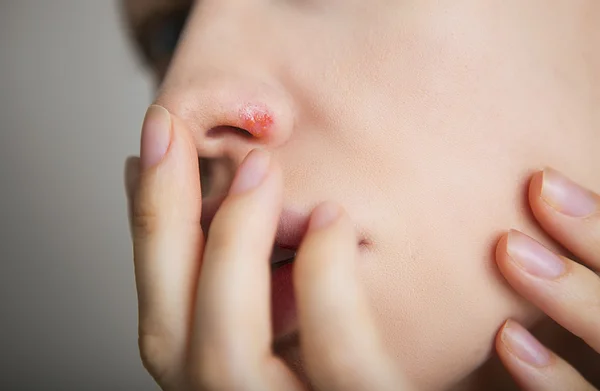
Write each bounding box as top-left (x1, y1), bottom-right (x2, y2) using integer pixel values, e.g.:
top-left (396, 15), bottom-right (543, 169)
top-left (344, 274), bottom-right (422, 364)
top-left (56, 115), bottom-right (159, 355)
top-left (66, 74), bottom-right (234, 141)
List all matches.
top-left (122, 1), bottom-right (600, 390)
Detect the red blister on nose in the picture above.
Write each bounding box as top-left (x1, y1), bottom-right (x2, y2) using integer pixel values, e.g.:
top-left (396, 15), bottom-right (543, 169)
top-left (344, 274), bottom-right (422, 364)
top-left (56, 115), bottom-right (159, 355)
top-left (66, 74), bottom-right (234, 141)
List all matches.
top-left (239, 104), bottom-right (274, 138)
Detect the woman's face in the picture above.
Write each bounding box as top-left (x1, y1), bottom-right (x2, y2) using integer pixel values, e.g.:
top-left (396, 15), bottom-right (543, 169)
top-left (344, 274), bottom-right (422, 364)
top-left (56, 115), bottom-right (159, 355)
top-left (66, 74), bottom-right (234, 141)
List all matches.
top-left (123, 1), bottom-right (600, 389)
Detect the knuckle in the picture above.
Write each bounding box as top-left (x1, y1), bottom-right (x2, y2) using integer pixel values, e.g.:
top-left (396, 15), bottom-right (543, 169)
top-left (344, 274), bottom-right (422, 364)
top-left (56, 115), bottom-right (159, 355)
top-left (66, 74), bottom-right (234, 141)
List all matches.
top-left (308, 348), bottom-right (368, 391)
top-left (138, 333), bottom-right (175, 386)
top-left (187, 368), bottom-right (224, 391)
top-left (585, 294), bottom-right (600, 323)
top-left (187, 348), bottom-right (253, 391)
top-left (188, 365), bottom-right (235, 391)
top-left (132, 203), bottom-right (160, 239)
top-left (576, 289), bottom-right (600, 348)
top-left (583, 279), bottom-right (600, 313)
top-left (583, 224), bottom-right (600, 256)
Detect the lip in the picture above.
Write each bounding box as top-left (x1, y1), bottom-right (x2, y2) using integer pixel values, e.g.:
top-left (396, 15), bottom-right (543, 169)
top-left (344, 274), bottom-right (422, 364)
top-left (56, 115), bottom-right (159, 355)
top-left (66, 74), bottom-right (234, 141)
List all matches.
top-left (201, 194), bottom-right (369, 338)
top-left (201, 195), bottom-right (370, 250)
top-left (201, 195), bottom-right (310, 250)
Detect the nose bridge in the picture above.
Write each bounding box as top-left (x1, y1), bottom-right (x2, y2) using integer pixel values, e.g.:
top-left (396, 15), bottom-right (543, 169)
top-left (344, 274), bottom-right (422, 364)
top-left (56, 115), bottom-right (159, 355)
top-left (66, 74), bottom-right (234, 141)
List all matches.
top-left (182, 1), bottom-right (268, 73)
top-left (154, 1), bottom-right (295, 158)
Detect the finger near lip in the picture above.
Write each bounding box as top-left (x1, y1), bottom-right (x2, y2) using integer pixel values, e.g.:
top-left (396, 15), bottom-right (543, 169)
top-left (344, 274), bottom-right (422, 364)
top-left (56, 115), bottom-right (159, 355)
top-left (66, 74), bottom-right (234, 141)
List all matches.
top-left (294, 202), bottom-right (404, 391)
top-left (496, 320), bottom-right (595, 391)
top-left (529, 169), bottom-right (600, 271)
top-left (190, 152), bottom-right (287, 386)
top-left (496, 230), bottom-right (600, 353)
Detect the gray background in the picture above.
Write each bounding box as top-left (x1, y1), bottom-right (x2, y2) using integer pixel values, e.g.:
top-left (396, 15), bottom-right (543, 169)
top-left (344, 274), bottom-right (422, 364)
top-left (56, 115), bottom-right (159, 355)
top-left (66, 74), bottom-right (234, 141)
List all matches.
top-left (1, 1), bottom-right (158, 389)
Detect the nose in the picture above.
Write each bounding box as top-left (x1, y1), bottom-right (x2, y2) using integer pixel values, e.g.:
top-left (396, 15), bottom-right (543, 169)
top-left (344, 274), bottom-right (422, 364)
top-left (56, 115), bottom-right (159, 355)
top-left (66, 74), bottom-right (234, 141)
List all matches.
top-left (152, 4), bottom-right (296, 162)
top-left (156, 79), bottom-right (295, 160)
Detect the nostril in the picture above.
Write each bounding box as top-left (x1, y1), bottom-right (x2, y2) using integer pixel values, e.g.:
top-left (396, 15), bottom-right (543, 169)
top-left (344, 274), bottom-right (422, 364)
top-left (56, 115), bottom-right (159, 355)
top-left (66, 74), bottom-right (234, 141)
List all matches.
top-left (204, 102), bottom-right (275, 140)
top-left (206, 125), bottom-right (253, 139)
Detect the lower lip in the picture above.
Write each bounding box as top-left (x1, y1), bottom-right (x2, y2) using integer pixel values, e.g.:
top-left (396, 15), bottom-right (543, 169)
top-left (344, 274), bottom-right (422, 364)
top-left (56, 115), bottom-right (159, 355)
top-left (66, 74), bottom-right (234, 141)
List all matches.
top-left (271, 262), bottom-right (297, 338)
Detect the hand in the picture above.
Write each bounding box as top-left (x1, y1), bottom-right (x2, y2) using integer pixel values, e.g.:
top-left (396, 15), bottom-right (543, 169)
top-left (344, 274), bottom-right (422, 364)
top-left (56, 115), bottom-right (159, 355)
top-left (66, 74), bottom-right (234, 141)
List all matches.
top-left (495, 168), bottom-right (600, 390)
top-left (124, 105), bottom-right (410, 391)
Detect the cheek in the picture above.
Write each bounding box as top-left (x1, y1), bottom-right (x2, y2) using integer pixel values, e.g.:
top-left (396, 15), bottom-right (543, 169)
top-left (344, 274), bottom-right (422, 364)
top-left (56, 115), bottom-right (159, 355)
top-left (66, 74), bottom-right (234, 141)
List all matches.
top-left (279, 4), bottom-right (598, 389)
top-left (360, 173), bottom-right (536, 390)
top-left (358, 124), bottom-right (596, 390)
top-left (352, 39), bottom-right (598, 386)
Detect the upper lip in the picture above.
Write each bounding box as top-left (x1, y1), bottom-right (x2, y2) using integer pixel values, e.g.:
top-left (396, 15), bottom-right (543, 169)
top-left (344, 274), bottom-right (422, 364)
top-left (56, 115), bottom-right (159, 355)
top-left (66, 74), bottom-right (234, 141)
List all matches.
top-left (200, 196), bottom-right (310, 250)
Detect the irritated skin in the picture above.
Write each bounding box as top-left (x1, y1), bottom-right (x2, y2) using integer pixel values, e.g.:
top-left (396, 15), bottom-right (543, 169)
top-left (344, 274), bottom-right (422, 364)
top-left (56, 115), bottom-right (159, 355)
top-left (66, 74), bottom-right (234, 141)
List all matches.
top-left (238, 105), bottom-right (275, 139)
top-left (123, 1), bottom-right (600, 390)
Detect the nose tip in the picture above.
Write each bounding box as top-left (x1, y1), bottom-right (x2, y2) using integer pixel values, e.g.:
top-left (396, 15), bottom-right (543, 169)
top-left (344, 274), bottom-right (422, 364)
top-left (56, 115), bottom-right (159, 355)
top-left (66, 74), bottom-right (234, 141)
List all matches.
top-left (155, 79), bottom-right (295, 158)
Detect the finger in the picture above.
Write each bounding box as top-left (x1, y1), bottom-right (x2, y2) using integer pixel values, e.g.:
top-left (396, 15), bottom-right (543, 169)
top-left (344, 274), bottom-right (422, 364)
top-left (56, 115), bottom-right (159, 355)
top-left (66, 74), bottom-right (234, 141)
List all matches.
top-left (295, 202), bottom-right (411, 391)
top-left (124, 156), bottom-right (140, 240)
top-left (529, 168), bottom-right (600, 270)
top-left (190, 149), bottom-right (303, 391)
top-left (496, 320), bottom-right (596, 391)
top-left (132, 105), bottom-right (203, 387)
top-left (497, 230), bottom-right (600, 352)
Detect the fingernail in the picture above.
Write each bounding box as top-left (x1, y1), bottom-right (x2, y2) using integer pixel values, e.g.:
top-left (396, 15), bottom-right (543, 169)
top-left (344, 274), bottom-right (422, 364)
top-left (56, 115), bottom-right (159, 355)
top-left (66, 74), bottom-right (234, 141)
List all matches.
top-left (506, 230), bottom-right (566, 279)
top-left (229, 149), bottom-right (271, 195)
top-left (309, 201), bottom-right (342, 230)
top-left (501, 320), bottom-right (551, 367)
top-left (541, 168), bottom-right (598, 217)
top-left (140, 105), bottom-right (172, 170)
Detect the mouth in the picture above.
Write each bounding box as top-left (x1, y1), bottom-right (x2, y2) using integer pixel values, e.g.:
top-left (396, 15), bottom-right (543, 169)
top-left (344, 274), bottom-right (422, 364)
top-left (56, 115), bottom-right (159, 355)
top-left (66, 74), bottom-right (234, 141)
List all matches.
top-left (202, 195), bottom-right (310, 267)
top-left (201, 195), bottom-right (369, 338)
top-left (202, 196), bottom-right (368, 269)
top-left (270, 245), bottom-right (297, 271)
top-left (268, 207), bottom-right (310, 271)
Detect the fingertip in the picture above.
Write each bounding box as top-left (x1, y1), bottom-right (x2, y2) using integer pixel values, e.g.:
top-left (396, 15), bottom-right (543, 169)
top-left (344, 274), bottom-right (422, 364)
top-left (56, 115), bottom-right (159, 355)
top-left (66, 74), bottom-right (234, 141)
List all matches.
top-left (528, 170), bottom-right (548, 223)
top-left (495, 319), bottom-right (510, 354)
top-left (295, 203), bottom-right (354, 281)
top-left (495, 231), bottom-right (511, 269)
top-left (497, 319), bottom-right (515, 351)
top-left (495, 320), bottom-right (526, 380)
top-left (528, 170), bottom-right (545, 207)
top-left (308, 201), bottom-right (343, 231)
top-left (294, 203), bottom-right (362, 325)
top-left (496, 320), bottom-right (589, 391)
top-left (141, 105), bottom-right (172, 170)
top-left (141, 106), bottom-right (199, 180)
top-left (137, 108), bottom-right (201, 201)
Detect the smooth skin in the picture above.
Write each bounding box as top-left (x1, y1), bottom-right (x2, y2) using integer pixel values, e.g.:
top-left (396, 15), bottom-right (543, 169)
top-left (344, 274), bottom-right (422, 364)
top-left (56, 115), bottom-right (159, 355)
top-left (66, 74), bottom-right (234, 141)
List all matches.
top-left (126, 104), bottom-right (599, 390)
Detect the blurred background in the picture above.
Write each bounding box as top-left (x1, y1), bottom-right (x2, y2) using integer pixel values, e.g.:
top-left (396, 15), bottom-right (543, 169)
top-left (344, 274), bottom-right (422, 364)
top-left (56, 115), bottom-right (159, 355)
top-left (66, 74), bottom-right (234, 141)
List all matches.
top-left (1, 1), bottom-right (157, 389)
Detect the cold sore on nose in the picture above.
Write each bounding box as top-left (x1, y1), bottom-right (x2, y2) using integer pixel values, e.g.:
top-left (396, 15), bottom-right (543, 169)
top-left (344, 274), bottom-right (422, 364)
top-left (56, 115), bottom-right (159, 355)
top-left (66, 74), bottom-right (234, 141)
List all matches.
top-left (239, 104), bottom-right (275, 138)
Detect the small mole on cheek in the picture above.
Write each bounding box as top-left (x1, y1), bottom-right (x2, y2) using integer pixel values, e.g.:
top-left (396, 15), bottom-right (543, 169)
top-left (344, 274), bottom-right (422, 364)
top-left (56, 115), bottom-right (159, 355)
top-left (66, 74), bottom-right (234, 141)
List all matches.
top-left (239, 104), bottom-right (274, 138)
